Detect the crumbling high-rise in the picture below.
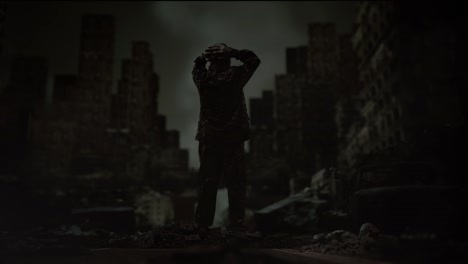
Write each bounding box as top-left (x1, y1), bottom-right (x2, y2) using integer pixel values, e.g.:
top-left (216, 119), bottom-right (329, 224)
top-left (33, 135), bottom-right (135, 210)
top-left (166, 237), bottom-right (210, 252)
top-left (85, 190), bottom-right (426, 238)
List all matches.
top-left (72, 15), bottom-right (115, 174)
top-left (340, 1), bottom-right (466, 170)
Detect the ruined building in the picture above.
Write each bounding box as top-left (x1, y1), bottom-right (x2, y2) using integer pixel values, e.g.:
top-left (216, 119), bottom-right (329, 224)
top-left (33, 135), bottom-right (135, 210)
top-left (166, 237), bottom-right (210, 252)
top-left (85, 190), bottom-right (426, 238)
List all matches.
top-left (151, 128), bottom-right (190, 193)
top-left (338, 1), bottom-right (467, 187)
top-left (110, 41), bottom-right (160, 147)
top-left (247, 23), bottom-right (358, 194)
top-left (72, 15), bottom-right (115, 174)
top-left (334, 33), bottom-right (362, 169)
top-left (0, 1), bottom-right (5, 104)
top-left (249, 90), bottom-right (275, 160)
top-left (275, 46), bottom-right (309, 175)
top-left (340, 1), bottom-right (404, 169)
top-left (108, 41), bottom-right (189, 189)
top-left (23, 15), bottom-right (190, 190)
top-left (0, 1), bottom-right (6, 57)
top-left (274, 24), bottom-right (352, 176)
top-left (0, 57), bottom-right (48, 177)
top-left (304, 23), bottom-right (343, 173)
top-left (247, 90), bottom-right (290, 207)
top-left (8, 57), bottom-right (48, 111)
top-left (28, 72), bottom-right (80, 180)
top-left (27, 15), bottom-right (115, 180)
top-left (279, 24), bottom-right (355, 177)
top-left (108, 41), bottom-right (161, 181)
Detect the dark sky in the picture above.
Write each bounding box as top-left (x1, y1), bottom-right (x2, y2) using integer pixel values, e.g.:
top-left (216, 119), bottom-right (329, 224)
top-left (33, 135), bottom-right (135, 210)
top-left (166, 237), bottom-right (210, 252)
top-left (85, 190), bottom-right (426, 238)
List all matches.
top-left (0, 1), bottom-right (358, 168)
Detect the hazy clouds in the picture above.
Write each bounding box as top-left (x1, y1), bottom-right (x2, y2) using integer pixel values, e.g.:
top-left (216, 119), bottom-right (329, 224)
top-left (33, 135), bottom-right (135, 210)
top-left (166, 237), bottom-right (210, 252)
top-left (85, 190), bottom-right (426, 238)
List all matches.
top-left (1, 1), bottom-right (358, 168)
top-left (150, 1), bottom-right (357, 168)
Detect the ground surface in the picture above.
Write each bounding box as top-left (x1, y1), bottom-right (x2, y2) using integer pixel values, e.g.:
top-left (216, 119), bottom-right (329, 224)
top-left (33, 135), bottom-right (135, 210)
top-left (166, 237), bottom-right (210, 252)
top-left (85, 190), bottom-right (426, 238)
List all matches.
top-left (1, 223), bottom-right (467, 264)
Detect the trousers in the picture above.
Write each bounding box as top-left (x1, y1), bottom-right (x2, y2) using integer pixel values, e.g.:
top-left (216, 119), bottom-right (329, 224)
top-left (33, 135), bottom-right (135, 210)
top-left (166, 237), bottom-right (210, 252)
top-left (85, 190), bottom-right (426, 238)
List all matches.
top-left (195, 140), bottom-right (246, 228)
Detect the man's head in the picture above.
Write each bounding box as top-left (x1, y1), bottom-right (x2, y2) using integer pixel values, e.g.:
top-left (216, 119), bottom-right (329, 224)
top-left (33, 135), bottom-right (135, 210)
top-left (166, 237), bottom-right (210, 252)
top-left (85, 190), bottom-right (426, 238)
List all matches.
top-left (205, 43), bottom-right (231, 70)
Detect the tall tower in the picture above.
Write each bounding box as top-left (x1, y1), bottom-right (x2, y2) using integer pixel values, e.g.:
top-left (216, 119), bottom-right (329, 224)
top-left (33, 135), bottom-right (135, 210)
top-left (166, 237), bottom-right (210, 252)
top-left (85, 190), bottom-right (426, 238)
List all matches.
top-left (249, 90), bottom-right (274, 159)
top-left (113, 41), bottom-right (160, 146)
top-left (108, 41), bottom-right (162, 180)
top-left (0, 1), bottom-right (6, 57)
top-left (0, 57), bottom-right (48, 174)
top-left (303, 23), bottom-right (340, 171)
top-left (73, 14), bottom-right (115, 173)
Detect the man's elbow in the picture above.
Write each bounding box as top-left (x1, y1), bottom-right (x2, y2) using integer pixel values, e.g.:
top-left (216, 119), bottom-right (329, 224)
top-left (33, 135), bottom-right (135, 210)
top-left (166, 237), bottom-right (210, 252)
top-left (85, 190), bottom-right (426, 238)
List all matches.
top-left (254, 56), bottom-right (261, 66)
top-left (251, 56), bottom-right (261, 70)
top-left (248, 50), bottom-right (260, 64)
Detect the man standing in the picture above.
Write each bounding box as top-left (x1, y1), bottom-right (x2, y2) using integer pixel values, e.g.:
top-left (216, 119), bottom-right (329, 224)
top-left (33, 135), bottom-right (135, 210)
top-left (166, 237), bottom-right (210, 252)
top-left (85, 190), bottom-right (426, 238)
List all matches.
top-left (192, 43), bottom-right (260, 236)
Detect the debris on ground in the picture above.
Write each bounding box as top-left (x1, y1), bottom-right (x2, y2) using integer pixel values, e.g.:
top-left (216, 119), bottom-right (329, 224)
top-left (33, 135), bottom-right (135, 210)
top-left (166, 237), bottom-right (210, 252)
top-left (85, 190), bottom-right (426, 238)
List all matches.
top-left (298, 229), bottom-right (362, 257)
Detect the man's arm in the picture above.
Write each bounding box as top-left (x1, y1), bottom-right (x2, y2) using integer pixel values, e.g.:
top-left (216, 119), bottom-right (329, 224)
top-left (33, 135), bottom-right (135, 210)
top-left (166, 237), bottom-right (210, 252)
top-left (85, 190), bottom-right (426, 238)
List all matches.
top-left (229, 48), bottom-right (261, 87)
top-left (192, 53), bottom-right (208, 88)
top-left (204, 44), bottom-right (261, 86)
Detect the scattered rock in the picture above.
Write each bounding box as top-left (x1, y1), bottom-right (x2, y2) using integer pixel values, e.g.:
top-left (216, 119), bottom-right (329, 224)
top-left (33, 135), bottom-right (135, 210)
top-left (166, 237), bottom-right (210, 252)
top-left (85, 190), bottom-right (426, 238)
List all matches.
top-left (312, 233), bottom-right (326, 243)
top-left (298, 228), bottom-right (363, 257)
top-left (359, 223), bottom-right (380, 250)
top-left (326, 230), bottom-right (345, 241)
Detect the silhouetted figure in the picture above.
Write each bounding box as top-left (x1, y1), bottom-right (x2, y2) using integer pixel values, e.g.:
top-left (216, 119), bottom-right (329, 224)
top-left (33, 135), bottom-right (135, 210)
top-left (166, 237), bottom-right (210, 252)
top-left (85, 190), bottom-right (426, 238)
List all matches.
top-left (192, 43), bottom-right (260, 236)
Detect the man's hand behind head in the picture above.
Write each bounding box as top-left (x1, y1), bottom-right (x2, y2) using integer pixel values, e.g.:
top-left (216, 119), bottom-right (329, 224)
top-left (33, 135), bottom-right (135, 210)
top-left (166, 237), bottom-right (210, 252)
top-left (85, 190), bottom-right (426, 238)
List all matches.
top-left (205, 43), bottom-right (233, 61)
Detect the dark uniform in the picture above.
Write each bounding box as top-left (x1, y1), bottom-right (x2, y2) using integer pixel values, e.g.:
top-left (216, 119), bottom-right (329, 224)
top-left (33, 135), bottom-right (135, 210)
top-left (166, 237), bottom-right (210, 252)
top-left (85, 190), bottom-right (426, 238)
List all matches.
top-left (192, 49), bottom-right (260, 228)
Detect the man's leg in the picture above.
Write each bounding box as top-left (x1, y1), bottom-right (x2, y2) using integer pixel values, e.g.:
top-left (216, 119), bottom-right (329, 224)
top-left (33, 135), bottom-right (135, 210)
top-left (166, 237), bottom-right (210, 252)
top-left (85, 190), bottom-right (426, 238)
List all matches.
top-left (225, 142), bottom-right (247, 228)
top-left (195, 142), bottom-right (223, 228)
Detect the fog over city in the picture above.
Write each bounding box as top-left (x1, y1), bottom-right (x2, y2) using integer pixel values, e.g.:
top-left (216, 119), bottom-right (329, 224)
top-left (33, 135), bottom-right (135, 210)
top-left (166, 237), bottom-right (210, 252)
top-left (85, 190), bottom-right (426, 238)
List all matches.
top-left (0, 1), bottom-right (357, 168)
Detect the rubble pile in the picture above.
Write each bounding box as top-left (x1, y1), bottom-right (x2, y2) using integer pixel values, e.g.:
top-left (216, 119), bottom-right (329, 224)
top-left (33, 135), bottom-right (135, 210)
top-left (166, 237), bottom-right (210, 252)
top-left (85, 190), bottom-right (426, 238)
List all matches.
top-left (296, 223), bottom-right (392, 258)
top-left (294, 222), bottom-right (460, 261)
top-left (250, 233), bottom-right (313, 249)
top-left (4, 221), bottom-right (465, 263)
top-left (1, 222), bottom-right (314, 255)
top-left (298, 230), bottom-right (361, 256)
top-left (108, 223), bottom-right (227, 249)
top-left (107, 223), bottom-right (314, 249)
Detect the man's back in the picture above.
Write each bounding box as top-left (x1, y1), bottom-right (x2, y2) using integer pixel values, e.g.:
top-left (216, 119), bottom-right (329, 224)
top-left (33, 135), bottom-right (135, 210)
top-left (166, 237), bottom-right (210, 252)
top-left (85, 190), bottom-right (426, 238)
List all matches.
top-left (192, 44), bottom-right (261, 235)
top-left (192, 46), bottom-right (260, 143)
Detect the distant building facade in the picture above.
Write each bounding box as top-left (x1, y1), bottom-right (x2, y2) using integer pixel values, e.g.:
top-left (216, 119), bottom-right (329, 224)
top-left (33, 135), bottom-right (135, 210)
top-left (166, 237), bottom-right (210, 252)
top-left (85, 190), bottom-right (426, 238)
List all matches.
top-left (248, 23), bottom-right (359, 193)
top-left (275, 46), bottom-right (309, 174)
top-left (0, 1), bottom-right (6, 57)
top-left (21, 15), bottom-right (190, 190)
top-left (340, 1), bottom-right (466, 170)
top-left (249, 90), bottom-right (274, 160)
top-left (72, 15), bottom-right (115, 173)
top-left (0, 57), bottom-right (48, 175)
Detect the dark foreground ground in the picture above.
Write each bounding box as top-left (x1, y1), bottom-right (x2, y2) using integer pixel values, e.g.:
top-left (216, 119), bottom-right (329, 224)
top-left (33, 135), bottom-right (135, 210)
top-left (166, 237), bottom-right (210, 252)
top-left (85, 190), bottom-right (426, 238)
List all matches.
top-left (1, 223), bottom-right (467, 264)
top-left (1, 247), bottom-right (395, 264)
top-left (2, 182), bottom-right (468, 263)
